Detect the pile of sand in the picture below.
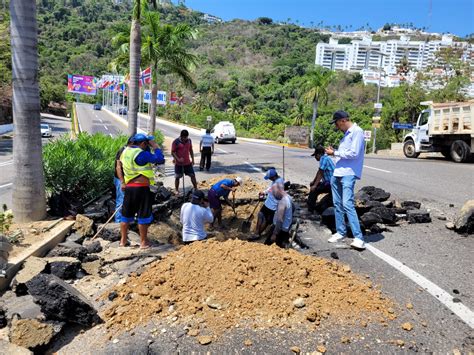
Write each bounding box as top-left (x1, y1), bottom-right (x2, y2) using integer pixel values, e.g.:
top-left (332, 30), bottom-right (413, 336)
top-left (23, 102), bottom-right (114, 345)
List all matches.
top-left (103, 240), bottom-right (395, 336)
top-left (198, 175), bottom-right (268, 200)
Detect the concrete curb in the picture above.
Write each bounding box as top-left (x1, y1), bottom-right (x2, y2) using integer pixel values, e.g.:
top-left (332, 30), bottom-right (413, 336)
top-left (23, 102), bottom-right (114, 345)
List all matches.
top-left (0, 220), bottom-right (75, 292)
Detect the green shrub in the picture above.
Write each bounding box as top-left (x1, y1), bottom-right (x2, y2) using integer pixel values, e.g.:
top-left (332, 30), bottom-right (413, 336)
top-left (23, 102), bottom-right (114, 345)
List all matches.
top-left (43, 133), bottom-right (128, 203)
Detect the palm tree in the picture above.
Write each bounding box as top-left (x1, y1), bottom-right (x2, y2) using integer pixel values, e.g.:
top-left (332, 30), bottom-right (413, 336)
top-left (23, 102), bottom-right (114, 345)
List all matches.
top-left (128, 0), bottom-right (157, 136)
top-left (291, 101), bottom-right (306, 126)
top-left (141, 12), bottom-right (197, 133)
top-left (10, 0), bottom-right (46, 221)
top-left (302, 66), bottom-right (334, 148)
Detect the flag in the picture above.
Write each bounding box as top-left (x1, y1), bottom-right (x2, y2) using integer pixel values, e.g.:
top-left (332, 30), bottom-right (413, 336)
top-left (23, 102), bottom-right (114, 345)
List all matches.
top-left (139, 67), bottom-right (152, 87)
top-left (124, 73), bottom-right (130, 85)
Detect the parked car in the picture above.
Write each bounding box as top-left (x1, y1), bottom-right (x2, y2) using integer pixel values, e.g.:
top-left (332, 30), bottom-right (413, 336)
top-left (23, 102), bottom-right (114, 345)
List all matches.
top-left (118, 107), bottom-right (128, 115)
top-left (40, 123), bottom-right (52, 137)
top-left (211, 121), bottom-right (236, 144)
top-left (93, 103), bottom-right (102, 110)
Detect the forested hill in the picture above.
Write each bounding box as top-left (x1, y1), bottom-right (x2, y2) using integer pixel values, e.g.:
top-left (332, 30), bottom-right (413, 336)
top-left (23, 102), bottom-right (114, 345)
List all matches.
top-left (1, 0), bottom-right (329, 107)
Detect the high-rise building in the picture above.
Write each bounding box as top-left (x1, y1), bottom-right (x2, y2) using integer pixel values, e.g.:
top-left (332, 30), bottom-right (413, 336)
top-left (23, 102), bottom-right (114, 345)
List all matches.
top-left (315, 35), bottom-right (473, 74)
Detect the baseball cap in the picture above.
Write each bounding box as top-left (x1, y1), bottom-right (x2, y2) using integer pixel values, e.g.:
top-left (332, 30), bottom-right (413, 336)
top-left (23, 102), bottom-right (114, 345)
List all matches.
top-left (330, 110), bottom-right (349, 124)
top-left (191, 190), bottom-right (205, 200)
top-left (264, 168), bottom-right (278, 180)
top-left (311, 145), bottom-right (325, 156)
top-left (235, 176), bottom-right (243, 185)
top-left (132, 133), bottom-right (154, 143)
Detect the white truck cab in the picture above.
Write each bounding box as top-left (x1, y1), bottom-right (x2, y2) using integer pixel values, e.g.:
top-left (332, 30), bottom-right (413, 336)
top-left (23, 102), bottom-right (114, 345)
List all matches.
top-left (403, 101), bottom-right (474, 163)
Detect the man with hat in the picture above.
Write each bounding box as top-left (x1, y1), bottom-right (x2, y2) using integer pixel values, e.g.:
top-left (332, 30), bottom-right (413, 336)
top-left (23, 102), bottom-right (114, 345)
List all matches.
top-left (252, 168), bottom-right (284, 240)
top-left (180, 190), bottom-right (214, 243)
top-left (307, 145), bottom-right (335, 213)
top-left (208, 176), bottom-right (243, 227)
top-left (120, 133), bottom-right (165, 249)
top-left (114, 136), bottom-right (134, 223)
top-left (324, 110), bottom-right (366, 250)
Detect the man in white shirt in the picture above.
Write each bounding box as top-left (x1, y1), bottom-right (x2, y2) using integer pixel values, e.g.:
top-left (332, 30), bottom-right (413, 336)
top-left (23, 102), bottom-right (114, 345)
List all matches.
top-left (324, 110), bottom-right (366, 250)
top-left (199, 129), bottom-right (215, 171)
top-left (180, 190), bottom-right (214, 243)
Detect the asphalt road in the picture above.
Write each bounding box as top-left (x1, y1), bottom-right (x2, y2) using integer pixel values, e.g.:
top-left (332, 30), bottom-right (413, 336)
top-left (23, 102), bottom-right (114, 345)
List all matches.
top-left (76, 103), bottom-right (474, 351)
top-left (0, 114), bottom-right (71, 209)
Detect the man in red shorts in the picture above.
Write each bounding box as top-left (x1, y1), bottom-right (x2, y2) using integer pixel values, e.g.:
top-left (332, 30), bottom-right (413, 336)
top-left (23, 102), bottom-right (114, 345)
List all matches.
top-left (172, 129), bottom-right (197, 193)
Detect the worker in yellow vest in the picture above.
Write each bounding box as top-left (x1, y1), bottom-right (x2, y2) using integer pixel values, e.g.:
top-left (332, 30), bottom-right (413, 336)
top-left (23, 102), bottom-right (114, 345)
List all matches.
top-left (120, 133), bottom-right (165, 249)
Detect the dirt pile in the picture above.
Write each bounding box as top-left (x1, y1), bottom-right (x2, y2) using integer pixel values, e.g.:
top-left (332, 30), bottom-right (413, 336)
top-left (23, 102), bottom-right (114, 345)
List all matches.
top-left (198, 175), bottom-right (268, 200)
top-left (103, 239), bottom-right (395, 336)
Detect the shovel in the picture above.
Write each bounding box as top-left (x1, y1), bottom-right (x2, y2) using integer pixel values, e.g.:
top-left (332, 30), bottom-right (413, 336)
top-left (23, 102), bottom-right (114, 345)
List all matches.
top-left (240, 200), bottom-right (261, 233)
top-left (231, 192), bottom-right (237, 219)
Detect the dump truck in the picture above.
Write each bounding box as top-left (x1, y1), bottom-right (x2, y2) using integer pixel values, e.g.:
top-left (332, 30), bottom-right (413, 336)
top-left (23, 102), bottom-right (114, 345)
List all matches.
top-left (403, 101), bottom-right (474, 163)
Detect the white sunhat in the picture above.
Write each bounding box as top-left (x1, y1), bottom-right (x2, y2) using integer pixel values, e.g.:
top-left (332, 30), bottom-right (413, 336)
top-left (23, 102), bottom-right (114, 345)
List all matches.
top-left (235, 176), bottom-right (243, 185)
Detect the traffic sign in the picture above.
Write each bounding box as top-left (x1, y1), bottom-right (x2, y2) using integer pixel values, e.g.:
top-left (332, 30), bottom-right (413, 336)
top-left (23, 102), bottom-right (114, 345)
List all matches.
top-left (374, 103), bottom-right (383, 109)
top-left (206, 116), bottom-right (212, 122)
top-left (392, 122), bottom-right (414, 130)
top-left (364, 130), bottom-right (372, 142)
top-left (372, 116), bottom-right (381, 128)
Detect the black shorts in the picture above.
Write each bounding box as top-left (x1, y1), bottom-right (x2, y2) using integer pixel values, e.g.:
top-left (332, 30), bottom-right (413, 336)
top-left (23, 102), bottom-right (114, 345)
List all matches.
top-left (121, 186), bottom-right (153, 224)
top-left (259, 205), bottom-right (275, 225)
top-left (175, 164), bottom-right (195, 178)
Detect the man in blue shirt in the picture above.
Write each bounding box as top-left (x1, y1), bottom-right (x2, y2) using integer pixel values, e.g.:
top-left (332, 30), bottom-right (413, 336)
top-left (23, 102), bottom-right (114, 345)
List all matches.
top-left (120, 133), bottom-right (165, 249)
top-left (307, 145), bottom-right (334, 213)
top-left (207, 176), bottom-right (242, 227)
top-left (324, 111), bottom-right (366, 250)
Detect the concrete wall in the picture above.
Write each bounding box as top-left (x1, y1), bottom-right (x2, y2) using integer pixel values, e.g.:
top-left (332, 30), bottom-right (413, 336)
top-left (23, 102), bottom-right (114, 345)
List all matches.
top-left (284, 126), bottom-right (309, 145)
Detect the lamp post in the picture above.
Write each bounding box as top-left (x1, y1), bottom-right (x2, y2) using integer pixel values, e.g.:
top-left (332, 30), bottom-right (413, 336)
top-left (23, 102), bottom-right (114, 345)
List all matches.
top-left (367, 50), bottom-right (388, 154)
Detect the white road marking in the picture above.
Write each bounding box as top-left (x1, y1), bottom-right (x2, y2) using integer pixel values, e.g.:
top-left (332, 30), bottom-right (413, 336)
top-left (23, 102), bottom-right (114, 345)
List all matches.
top-left (366, 244), bottom-right (474, 329)
top-left (216, 148), bottom-right (228, 153)
top-left (245, 161), bottom-right (265, 175)
top-left (103, 125), bottom-right (108, 131)
top-left (0, 183), bottom-right (13, 189)
top-left (0, 160), bottom-right (13, 167)
top-left (99, 119), bottom-right (103, 123)
top-left (364, 165), bottom-right (391, 173)
top-left (109, 133), bottom-right (113, 138)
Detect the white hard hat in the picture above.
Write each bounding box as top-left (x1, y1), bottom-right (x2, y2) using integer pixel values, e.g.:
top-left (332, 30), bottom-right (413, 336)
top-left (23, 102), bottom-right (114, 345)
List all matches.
top-left (235, 176), bottom-right (243, 185)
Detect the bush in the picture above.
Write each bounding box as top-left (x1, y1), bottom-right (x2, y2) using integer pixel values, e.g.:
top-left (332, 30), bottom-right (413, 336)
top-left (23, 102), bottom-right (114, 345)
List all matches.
top-left (43, 133), bottom-right (128, 204)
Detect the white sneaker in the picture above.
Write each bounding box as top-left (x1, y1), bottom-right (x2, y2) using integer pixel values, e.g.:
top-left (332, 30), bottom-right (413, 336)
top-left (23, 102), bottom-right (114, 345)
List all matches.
top-left (328, 233), bottom-right (346, 243)
top-left (350, 238), bottom-right (366, 250)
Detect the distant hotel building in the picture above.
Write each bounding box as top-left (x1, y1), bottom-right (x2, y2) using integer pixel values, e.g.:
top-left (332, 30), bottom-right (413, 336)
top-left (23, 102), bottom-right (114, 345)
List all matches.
top-left (315, 34), bottom-right (472, 74)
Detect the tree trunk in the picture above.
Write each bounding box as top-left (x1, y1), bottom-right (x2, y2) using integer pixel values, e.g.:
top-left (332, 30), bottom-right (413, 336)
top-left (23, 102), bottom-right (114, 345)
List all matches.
top-left (148, 65), bottom-right (158, 134)
top-left (128, 18), bottom-right (141, 136)
top-left (10, 0), bottom-right (46, 222)
top-left (309, 99), bottom-right (319, 148)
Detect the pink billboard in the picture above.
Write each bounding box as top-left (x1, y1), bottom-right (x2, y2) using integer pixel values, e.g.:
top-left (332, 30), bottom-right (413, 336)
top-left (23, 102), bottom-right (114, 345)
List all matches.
top-left (67, 74), bottom-right (97, 96)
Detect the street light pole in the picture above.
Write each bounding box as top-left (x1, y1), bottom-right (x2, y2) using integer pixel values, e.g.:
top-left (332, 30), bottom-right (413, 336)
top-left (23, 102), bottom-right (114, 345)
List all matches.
top-left (369, 51), bottom-right (388, 154)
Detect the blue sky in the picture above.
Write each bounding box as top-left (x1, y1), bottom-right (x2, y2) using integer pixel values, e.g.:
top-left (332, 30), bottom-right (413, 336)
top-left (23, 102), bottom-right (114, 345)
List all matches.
top-left (182, 0), bottom-right (473, 37)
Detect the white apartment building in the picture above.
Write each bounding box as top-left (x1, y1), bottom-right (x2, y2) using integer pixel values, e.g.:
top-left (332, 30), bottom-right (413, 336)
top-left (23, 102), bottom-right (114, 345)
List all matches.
top-left (315, 35), bottom-right (473, 74)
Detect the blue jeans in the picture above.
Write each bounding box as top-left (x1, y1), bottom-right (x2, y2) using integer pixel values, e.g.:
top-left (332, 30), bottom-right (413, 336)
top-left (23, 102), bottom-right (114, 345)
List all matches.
top-left (330, 175), bottom-right (364, 241)
top-left (114, 177), bottom-right (124, 223)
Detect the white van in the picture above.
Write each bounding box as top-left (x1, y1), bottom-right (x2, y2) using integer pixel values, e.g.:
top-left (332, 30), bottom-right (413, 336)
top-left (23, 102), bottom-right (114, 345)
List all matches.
top-left (211, 121), bottom-right (236, 144)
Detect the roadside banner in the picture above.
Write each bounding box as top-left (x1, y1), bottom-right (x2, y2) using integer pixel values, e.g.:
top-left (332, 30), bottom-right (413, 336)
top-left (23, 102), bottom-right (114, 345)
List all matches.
top-left (144, 90), bottom-right (167, 105)
top-left (364, 130), bottom-right (372, 142)
top-left (67, 74), bottom-right (97, 95)
top-left (170, 91), bottom-right (177, 105)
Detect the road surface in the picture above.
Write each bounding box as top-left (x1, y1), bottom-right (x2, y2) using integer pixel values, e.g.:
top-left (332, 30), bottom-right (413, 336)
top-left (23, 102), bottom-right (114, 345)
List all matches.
top-left (76, 103), bottom-right (474, 352)
top-left (0, 114), bottom-right (71, 209)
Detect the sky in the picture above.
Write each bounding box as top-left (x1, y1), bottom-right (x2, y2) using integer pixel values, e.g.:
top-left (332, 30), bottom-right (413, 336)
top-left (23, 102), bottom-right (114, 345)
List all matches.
top-left (182, 0), bottom-right (474, 37)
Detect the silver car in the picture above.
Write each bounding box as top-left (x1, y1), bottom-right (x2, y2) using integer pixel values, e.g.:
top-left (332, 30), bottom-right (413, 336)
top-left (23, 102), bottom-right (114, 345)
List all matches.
top-left (40, 123), bottom-right (52, 137)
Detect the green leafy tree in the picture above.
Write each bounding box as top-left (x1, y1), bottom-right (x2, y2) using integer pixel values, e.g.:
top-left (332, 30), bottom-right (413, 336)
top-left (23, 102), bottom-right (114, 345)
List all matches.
top-left (141, 12), bottom-right (197, 133)
top-left (10, 0), bottom-right (46, 221)
top-left (302, 66), bottom-right (333, 147)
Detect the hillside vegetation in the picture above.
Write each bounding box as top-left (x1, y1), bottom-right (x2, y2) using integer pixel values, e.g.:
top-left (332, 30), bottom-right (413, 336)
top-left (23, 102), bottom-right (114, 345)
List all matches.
top-left (0, 1), bottom-right (469, 148)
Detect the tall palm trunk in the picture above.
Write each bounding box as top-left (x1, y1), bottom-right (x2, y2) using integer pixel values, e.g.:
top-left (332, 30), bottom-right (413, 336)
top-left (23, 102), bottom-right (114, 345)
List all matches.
top-left (148, 64), bottom-right (157, 134)
top-left (10, 0), bottom-right (46, 222)
top-left (128, 18), bottom-right (141, 136)
top-left (309, 99), bottom-right (319, 148)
